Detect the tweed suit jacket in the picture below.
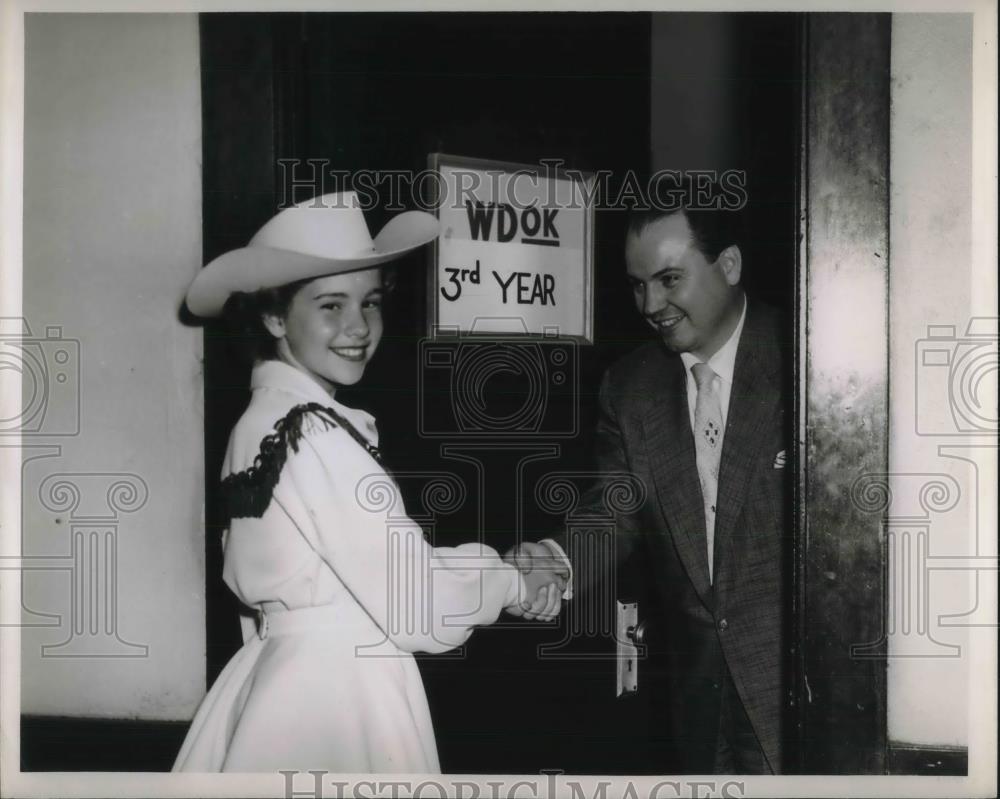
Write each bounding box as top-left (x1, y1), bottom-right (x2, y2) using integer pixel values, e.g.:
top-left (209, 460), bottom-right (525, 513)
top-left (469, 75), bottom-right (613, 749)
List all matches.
top-left (556, 299), bottom-right (789, 772)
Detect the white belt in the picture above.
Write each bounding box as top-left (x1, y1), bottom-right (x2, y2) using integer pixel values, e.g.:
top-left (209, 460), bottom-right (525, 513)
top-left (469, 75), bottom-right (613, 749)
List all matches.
top-left (255, 603), bottom-right (353, 640)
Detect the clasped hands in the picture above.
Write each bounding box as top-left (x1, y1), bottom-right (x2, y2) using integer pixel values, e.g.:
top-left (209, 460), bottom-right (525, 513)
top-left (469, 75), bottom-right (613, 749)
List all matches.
top-left (502, 541), bottom-right (570, 621)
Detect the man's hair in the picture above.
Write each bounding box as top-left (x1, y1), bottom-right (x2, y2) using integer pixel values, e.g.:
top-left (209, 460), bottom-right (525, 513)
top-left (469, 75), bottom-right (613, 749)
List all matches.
top-left (626, 176), bottom-right (745, 263)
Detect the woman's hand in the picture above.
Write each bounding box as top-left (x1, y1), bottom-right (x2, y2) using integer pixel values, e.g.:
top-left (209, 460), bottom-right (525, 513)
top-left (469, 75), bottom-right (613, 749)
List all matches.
top-left (504, 541), bottom-right (570, 621)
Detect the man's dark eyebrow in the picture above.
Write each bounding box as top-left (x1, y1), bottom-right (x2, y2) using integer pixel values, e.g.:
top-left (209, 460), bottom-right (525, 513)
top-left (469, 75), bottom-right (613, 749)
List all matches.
top-left (628, 266), bottom-right (683, 284)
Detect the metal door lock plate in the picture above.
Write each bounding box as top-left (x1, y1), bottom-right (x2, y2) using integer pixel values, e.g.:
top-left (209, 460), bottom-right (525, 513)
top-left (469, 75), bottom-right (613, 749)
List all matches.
top-left (616, 600), bottom-right (641, 697)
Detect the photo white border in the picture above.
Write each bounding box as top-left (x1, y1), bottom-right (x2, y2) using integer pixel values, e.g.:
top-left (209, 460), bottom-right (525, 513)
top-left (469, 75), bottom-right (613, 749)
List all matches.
top-left (1, 0), bottom-right (995, 797)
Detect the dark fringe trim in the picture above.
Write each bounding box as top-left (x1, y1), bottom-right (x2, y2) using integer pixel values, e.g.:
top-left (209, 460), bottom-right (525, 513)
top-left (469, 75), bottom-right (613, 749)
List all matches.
top-left (220, 402), bottom-right (377, 523)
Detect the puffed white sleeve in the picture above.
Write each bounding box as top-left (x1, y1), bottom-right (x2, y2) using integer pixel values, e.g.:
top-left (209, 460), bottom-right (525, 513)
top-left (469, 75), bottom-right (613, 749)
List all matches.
top-left (271, 425), bottom-right (527, 654)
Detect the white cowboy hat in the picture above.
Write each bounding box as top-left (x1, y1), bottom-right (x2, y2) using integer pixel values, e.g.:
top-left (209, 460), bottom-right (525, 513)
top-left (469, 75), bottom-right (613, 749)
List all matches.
top-left (185, 191), bottom-right (439, 317)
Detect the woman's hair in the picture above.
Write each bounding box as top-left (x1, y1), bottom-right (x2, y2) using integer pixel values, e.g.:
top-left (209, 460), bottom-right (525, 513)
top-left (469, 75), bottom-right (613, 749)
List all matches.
top-left (221, 266), bottom-right (398, 364)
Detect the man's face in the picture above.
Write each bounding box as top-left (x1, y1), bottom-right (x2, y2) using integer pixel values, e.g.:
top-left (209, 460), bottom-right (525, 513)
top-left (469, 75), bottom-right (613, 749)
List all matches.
top-left (625, 212), bottom-right (742, 361)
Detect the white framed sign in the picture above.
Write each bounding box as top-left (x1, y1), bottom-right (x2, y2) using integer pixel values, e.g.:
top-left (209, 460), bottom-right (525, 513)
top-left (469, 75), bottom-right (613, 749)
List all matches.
top-left (427, 153), bottom-right (596, 343)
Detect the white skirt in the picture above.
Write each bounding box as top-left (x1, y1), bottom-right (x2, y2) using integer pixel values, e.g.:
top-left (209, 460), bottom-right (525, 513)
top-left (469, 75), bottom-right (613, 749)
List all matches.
top-left (173, 603), bottom-right (441, 773)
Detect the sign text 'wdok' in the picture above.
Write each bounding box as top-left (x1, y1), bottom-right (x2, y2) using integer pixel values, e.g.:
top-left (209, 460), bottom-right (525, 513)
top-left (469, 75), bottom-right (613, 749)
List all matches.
top-left (430, 155), bottom-right (594, 341)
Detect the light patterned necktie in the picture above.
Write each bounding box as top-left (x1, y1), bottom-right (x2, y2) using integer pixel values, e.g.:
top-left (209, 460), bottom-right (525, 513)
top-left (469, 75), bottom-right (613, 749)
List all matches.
top-left (692, 362), bottom-right (723, 583)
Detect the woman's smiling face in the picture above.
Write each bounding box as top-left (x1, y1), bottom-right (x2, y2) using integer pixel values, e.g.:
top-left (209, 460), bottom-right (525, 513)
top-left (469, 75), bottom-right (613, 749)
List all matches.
top-left (263, 269), bottom-right (385, 395)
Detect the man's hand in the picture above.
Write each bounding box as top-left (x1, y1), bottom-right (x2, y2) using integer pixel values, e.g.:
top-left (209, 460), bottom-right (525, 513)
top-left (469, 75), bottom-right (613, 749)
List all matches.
top-left (503, 541), bottom-right (570, 621)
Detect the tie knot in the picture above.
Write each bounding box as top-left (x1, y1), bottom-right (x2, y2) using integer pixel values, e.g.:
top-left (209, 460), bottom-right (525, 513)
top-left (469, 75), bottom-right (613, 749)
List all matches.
top-left (691, 362), bottom-right (716, 390)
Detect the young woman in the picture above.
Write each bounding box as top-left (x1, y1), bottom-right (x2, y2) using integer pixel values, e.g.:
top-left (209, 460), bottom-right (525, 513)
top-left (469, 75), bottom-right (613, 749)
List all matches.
top-left (174, 192), bottom-right (565, 773)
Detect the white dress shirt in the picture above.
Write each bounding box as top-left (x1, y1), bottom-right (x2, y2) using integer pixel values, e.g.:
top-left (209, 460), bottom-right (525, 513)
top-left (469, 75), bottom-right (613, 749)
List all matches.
top-left (679, 294), bottom-right (747, 431)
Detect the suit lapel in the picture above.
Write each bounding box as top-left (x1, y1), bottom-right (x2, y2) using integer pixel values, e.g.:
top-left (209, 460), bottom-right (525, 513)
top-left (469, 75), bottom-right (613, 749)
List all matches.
top-left (712, 304), bottom-right (783, 587)
top-left (643, 352), bottom-right (714, 608)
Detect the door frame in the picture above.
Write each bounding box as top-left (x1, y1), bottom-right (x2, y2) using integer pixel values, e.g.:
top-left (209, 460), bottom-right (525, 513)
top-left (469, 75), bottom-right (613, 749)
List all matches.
top-left (793, 12), bottom-right (890, 775)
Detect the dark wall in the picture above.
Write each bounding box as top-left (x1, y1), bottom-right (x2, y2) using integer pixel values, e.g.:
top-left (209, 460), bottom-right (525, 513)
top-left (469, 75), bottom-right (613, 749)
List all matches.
top-left (651, 12), bottom-right (799, 313)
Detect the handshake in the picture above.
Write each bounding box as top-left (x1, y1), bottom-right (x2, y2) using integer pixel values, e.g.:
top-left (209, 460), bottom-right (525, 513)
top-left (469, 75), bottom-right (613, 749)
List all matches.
top-left (502, 541), bottom-right (571, 622)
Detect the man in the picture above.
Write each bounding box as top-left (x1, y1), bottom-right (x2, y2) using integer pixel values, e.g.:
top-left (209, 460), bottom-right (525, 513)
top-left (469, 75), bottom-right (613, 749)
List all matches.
top-left (508, 193), bottom-right (790, 774)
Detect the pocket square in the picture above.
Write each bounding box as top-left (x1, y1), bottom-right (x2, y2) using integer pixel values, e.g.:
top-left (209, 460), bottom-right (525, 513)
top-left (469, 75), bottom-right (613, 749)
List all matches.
top-left (772, 450), bottom-right (786, 469)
